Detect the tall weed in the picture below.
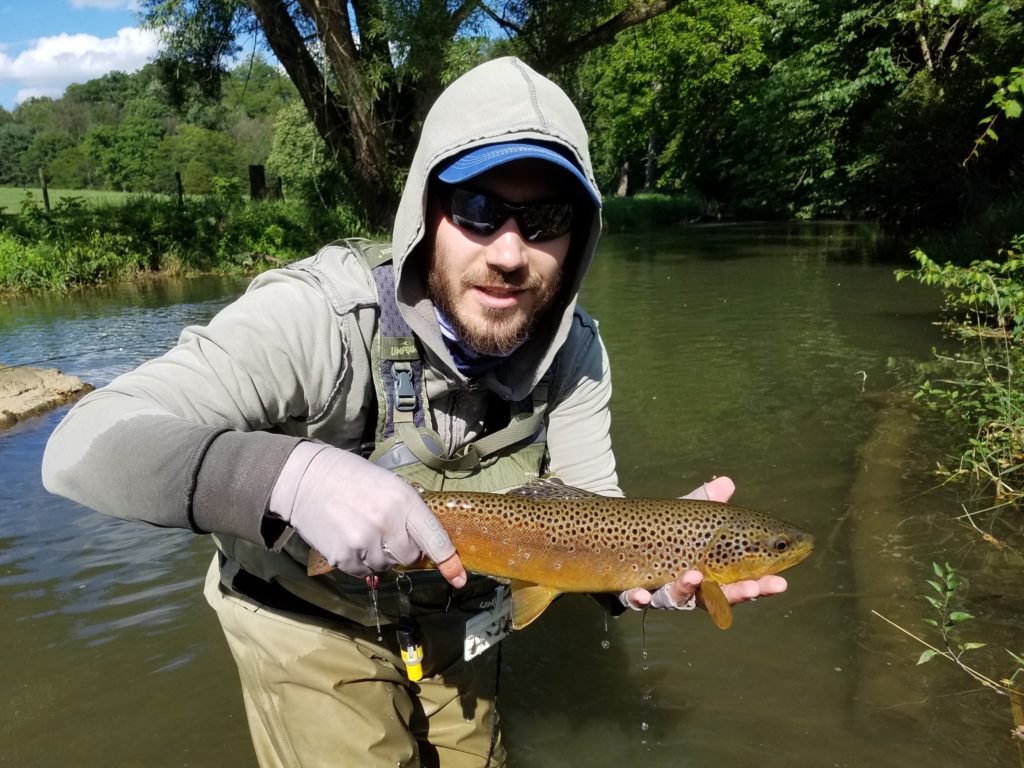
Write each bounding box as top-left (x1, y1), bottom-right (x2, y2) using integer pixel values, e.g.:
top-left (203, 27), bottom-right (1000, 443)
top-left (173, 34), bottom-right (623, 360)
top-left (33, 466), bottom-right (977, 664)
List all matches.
top-left (896, 237), bottom-right (1024, 503)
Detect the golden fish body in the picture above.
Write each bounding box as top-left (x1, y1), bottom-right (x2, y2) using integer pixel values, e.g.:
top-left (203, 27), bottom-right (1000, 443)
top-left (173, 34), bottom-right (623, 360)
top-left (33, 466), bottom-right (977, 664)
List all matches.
top-left (309, 481), bottom-right (814, 630)
top-left (427, 491), bottom-right (812, 593)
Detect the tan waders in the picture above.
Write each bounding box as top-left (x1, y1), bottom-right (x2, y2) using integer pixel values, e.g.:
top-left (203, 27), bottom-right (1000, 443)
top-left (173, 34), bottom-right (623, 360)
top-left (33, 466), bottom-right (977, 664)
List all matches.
top-left (205, 558), bottom-right (506, 768)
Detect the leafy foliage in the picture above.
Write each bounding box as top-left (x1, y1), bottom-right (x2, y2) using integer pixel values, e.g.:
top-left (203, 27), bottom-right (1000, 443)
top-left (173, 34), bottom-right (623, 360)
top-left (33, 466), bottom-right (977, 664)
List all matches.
top-left (896, 240), bottom-right (1024, 502)
top-left (0, 191), bottom-right (372, 294)
top-left (576, 0), bottom-right (1024, 226)
top-left (912, 562), bottom-right (1024, 706)
top-left (917, 561), bottom-right (986, 666)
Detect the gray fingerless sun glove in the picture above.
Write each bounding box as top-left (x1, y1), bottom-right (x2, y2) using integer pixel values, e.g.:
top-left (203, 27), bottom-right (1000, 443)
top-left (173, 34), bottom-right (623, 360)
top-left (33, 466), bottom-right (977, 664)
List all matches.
top-left (268, 442), bottom-right (455, 577)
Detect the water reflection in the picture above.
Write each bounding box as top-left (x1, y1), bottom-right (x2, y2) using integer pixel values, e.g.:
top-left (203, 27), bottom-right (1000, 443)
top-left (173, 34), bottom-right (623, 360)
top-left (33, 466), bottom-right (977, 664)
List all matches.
top-left (1, 225), bottom-right (1020, 767)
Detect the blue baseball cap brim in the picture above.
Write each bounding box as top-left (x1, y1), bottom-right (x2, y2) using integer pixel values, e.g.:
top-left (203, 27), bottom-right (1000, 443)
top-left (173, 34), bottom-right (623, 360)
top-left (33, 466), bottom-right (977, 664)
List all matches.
top-left (436, 142), bottom-right (601, 206)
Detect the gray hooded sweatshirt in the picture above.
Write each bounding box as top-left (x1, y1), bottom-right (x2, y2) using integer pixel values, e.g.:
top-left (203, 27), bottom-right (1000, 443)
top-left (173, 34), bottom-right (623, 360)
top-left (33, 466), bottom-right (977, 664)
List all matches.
top-left (42, 58), bottom-right (620, 573)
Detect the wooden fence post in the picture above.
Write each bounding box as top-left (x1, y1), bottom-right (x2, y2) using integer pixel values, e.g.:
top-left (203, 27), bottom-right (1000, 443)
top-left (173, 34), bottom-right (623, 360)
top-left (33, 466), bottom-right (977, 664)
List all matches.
top-left (38, 167), bottom-right (51, 212)
top-left (249, 165), bottom-right (267, 201)
top-left (175, 171), bottom-right (184, 206)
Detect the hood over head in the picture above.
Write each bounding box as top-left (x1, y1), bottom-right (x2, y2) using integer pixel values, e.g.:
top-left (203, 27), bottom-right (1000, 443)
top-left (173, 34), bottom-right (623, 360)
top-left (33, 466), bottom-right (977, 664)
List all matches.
top-left (391, 56), bottom-right (603, 402)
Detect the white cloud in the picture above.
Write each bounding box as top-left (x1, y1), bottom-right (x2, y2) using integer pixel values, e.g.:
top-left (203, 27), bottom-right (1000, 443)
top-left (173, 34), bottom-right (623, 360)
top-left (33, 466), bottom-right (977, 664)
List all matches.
top-left (0, 27), bottom-right (160, 103)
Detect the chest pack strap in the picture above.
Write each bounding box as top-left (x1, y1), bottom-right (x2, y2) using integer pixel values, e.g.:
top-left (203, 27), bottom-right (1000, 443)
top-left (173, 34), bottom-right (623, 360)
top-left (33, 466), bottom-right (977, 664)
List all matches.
top-left (342, 237), bottom-right (552, 473)
top-left (343, 238), bottom-right (548, 472)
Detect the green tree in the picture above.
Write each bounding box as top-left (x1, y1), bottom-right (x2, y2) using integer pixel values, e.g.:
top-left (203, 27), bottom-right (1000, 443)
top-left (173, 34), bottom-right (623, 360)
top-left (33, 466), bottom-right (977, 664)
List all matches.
top-left (83, 116), bottom-right (166, 191)
top-left (0, 123), bottom-right (36, 186)
top-left (222, 55), bottom-right (298, 118)
top-left (265, 102), bottom-right (337, 203)
top-left (12, 97), bottom-right (61, 132)
top-left (140, 0), bottom-right (689, 224)
top-left (21, 130), bottom-right (76, 183)
top-left (154, 124), bottom-right (241, 194)
top-left (579, 0), bottom-right (766, 198)
top-left (47, 146), bottom-right (99, 189)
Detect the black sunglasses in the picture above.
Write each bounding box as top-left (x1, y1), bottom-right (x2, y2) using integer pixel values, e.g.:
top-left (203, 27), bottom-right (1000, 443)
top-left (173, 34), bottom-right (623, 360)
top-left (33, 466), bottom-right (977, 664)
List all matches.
top-left (438, 185), bottom-right (574, 242)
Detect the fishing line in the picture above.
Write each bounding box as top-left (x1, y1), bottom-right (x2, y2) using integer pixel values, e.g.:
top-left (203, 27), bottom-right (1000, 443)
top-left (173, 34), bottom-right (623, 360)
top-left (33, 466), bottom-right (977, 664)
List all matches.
top-left (3, 341), bottom-right (172, 371)
top-left (483, 642), bottom-right (502, 768)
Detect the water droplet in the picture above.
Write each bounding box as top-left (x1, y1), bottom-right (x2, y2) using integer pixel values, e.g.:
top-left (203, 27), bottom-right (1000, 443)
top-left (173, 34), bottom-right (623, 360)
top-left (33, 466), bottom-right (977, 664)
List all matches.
top-left (600, 639), bottom-right (611, 650)
top-left (640, 721), bottom-right (650, 731)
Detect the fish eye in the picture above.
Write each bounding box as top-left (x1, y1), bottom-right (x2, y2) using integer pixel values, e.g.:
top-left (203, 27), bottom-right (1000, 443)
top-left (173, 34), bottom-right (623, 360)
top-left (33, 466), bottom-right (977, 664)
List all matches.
top-left (774, 539), bottom-right (789, 552)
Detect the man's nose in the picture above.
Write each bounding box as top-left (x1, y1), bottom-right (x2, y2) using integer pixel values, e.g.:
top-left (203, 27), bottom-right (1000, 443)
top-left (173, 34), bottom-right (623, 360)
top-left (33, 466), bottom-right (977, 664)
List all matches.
top-left (484, 221), bottom-right (529, 272)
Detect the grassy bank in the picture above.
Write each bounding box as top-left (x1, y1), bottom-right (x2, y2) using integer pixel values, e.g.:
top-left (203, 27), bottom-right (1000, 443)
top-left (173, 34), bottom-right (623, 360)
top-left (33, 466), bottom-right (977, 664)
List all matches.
top-left (0, 190), bottom-right (372, 293)
top-left (600, 192), bottom-right (705, 233)
top-left (0, 186), bottom-right (132, 213)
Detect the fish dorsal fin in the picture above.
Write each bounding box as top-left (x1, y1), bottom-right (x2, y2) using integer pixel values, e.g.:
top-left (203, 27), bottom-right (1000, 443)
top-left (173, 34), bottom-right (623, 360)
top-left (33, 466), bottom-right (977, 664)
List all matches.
top-left (504, 477), bottom-right (601, 500)
top-left (700, 580), bottom-right (733, 630)
top-left (508, 580), bottom-right (561, 629)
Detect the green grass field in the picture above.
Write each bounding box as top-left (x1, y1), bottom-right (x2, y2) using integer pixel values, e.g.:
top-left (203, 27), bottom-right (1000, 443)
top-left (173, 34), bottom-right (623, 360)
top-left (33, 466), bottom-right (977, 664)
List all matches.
top-left (0, 186), bottom-right (132, 212)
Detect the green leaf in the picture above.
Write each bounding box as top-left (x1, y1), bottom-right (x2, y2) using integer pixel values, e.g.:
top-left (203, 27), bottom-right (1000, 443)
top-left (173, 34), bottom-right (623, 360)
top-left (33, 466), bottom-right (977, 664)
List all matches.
top-left (932, 562), bottom-right (944, 578)
top-left (917, 650), bottom-right (938, 665)
top-left (1004, 99), bottom-right (1022, 119)
top-left (922, 618), bottom-right (938, 627)
top-left (949, 612), bottom-right (974, 622)
top-left (961, 642), bottom-right (986, 651)
top-left (926, 580), bottom-right (944, 595)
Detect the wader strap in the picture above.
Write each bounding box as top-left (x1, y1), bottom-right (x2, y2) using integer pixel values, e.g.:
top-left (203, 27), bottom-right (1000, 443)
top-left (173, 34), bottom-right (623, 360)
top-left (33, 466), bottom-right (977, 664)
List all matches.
top-left (366, 251), bottom-right (426, 438)
top-left (351, 238), bottom-right (549, 472)
top-left (393, 380), bottom-right (549, 472)
top-left (336, 237), bottom-right (393, 269)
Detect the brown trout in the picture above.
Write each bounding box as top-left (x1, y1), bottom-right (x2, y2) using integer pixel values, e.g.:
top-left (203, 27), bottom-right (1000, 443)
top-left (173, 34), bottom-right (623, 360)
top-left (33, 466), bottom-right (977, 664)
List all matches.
top-left (308, 479), bottom-right (814, 630)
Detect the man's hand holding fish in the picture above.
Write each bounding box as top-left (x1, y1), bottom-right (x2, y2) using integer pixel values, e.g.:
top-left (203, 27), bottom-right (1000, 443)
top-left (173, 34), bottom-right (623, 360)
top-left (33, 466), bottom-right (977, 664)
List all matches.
top-left (618, 476), bottom-right (790, 613)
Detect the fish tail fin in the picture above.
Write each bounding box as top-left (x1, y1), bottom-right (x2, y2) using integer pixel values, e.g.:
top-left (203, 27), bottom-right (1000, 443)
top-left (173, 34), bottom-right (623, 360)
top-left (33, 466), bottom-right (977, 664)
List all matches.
top-left (307, 547), bottom-right (333, 577)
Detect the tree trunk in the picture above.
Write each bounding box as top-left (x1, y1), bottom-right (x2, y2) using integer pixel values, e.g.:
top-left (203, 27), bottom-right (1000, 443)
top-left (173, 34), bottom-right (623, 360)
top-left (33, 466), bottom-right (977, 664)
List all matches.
top-left (245, 0), bottom-right (393, 225)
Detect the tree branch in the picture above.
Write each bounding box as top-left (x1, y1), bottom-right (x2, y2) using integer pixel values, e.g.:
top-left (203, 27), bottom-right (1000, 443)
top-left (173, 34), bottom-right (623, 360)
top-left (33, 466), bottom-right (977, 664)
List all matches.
top-left (245, 0), bottom-right (350, 157)
top-left (535, 0), bottom-right (686, 73)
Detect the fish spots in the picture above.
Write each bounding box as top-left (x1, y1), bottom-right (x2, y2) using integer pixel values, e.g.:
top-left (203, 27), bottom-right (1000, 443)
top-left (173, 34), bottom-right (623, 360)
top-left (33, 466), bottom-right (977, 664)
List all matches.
top-left (424, 491), bottom-right (812, 589)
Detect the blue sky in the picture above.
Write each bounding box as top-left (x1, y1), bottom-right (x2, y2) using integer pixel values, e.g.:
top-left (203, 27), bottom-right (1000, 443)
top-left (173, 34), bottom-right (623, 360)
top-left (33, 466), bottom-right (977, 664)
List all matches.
top-left (0, 0), bottom-right (162, 110)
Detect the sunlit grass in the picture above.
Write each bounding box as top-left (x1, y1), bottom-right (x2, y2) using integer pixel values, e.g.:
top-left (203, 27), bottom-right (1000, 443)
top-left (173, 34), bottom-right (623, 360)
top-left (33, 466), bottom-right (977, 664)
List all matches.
top-left (0, 187), bottom-right (132, 213)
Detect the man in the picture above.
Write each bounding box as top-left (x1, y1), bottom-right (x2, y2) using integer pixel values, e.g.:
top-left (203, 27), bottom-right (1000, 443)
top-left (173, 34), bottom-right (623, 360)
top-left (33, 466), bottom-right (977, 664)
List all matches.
top-left (42, 57), bottom-right (784, 767)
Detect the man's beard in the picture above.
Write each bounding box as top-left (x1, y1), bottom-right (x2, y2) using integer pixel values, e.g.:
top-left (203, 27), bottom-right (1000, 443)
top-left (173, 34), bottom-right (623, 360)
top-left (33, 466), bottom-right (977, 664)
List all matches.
top-left (427, 252), bottom-right (563, 357)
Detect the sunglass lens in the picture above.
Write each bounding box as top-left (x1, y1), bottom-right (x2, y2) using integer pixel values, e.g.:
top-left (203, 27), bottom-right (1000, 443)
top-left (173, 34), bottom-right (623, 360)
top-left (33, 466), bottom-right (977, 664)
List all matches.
top-left (519, 204), bottom-right (573, 241)
top-left (450, 189), bottom-right (500, 235)
top-left (447, 187), bottom-right (573, 241)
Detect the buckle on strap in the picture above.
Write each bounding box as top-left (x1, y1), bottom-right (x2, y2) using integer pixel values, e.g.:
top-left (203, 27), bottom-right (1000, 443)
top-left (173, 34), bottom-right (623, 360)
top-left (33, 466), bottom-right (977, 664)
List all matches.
top-left (393, 362), bottom-right (417, 412)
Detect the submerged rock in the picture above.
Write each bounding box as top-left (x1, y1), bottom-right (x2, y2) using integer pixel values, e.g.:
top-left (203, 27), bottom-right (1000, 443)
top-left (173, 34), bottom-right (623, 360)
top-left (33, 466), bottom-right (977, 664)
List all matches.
top-left (0, 364), bottom-right (93, 430)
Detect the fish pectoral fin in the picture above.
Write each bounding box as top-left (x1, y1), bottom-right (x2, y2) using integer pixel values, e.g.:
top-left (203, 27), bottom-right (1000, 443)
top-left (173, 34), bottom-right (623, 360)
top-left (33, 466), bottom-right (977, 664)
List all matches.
top-left (508, 581), bottom-right (561, 630)
top-left (699, 581), bottom-right (733, 630)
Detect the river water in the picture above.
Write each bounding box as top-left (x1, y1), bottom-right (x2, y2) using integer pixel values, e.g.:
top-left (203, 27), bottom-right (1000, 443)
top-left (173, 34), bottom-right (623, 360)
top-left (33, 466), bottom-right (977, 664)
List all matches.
top-left (1, 222), bottom-right (1021, 767)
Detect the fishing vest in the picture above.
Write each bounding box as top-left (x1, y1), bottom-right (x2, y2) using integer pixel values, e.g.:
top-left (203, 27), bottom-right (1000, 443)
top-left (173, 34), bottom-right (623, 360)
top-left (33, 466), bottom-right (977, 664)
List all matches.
top-left (351, 237), bottom-right (550, 491)
top-left (216, 238), bottom-right (551, 625)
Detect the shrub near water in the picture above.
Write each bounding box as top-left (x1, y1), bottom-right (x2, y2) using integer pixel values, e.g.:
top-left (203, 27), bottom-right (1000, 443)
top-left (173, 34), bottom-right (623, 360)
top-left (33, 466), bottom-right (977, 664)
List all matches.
top-left (0, 197), bottom-right (142, 291)
top-left (0, 186), bottom-right (373, 293)
top-left (896, 236), bottom-right (1024, 504)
